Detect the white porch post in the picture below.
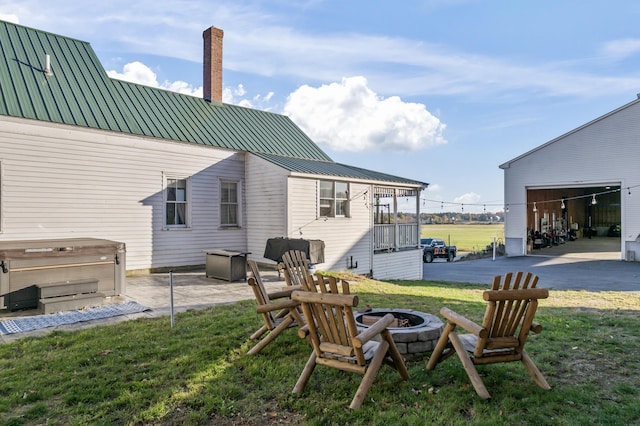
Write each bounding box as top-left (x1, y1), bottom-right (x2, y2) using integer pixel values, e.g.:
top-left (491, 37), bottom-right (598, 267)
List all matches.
top-left (393, 188), bottom-right (399, 251)
top-left (416, 189), bottom-right (421, 246)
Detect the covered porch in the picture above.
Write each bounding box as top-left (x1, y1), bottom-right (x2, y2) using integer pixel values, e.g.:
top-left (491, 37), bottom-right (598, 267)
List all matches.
top-left (372, 186), bottom-right (421, 252)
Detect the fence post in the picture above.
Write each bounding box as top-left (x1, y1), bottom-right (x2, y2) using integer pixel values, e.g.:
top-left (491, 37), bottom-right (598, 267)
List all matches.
top-left (492, 237), bottom-right (496, 261)
top-left (169, 270), bottom-right (175, 328)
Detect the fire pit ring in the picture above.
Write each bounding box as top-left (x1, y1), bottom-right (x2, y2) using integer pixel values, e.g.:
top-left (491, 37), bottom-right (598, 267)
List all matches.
top-left (355, 308), bottom-right (444, 358)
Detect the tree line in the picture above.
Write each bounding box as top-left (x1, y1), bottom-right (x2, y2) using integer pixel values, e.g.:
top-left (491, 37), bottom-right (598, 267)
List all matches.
top-left (394, 212), bottom-right (505, 224)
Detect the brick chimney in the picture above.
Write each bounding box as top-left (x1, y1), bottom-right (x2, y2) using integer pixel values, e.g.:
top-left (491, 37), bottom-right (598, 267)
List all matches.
top-left (203, 26), bottom-right (224, 103)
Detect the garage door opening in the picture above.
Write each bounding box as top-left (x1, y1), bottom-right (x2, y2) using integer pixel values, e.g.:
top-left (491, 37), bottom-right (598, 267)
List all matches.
top-left (526, 185), bottom-right (621, 259)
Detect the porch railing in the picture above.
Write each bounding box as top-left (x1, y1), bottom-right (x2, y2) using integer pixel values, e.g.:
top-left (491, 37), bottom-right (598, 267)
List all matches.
top-left (374, 223), bottom-right (419, 251)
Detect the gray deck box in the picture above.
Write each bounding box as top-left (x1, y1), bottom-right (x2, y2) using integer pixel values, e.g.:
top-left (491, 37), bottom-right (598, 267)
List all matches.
top-left (205, 249), bottom-right (247, 282)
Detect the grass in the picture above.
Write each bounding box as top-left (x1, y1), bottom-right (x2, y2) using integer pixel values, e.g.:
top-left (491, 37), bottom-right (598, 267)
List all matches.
top-left (422, 223), bottom-right (504, 253)
top-left (1, 278), bottom-right (639, 425)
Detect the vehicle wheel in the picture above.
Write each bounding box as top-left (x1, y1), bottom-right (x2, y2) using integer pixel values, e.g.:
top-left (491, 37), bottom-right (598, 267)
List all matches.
top-left (425, 252), bottom-right (433, 263)
top-left (447, 251), bottom-right (455, 262)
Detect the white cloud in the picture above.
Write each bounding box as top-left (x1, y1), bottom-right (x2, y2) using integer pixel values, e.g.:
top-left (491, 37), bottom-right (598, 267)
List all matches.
top-left (107, 61), bottom-right (158, 86)
top-left (600, 38), bottom-right (640, 60)
top-left (222, 84), bottom-right (276, 110)
top-left (283, 76), bottom-right (446, 152)
top-left (106, 61), bottom-right (276, 109)
top-left (106, 61), bottom-right (202, 96)
top-left (0, 13), bottom-right (19, 23)
top-left (454, 192), bottom-right (481, 206)
top-left (426, 183), bottom-right (442, 192)
top-left (164, 81), bottom-right (203, 97)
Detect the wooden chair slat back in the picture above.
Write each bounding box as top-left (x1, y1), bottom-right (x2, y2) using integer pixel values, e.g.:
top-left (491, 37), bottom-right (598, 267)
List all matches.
top-left (494, 271), bottom-right (521, 336)
top-left (248, 276), bottom-right (275, 326)
top-left (293, 291), bottom-right (363, 364)
top-left (248, 259), bottom-right (261, 282)
top-left (247, 260), bottom-right (267, 300)
top-left (504, 273), bottom-right (539, 336)
top-left (282, 250), bottom-right (310, 288)
top-left (478, 273), bottom-right (547, 355)
top-left (306, 274), bottom-right (351, 295)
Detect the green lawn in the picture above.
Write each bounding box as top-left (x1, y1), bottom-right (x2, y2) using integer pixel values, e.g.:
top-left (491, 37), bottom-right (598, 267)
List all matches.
top-left (1, 278), bottom-right (638, 425)
top-left (422, 223), bottom-right (504, 252)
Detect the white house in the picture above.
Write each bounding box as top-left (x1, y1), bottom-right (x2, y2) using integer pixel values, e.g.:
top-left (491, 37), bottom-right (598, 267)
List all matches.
top-left (500, 97), bottom-right (640, 261)
top-left (0, 21), bottom-right (427, 287)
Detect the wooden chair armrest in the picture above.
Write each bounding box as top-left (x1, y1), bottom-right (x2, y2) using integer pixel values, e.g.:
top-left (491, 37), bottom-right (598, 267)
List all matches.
top-left (440, 307), bottom-right (488, 338)
top-left (530, 321), bottom-right (543, 333)
top-left (256, 299), bottom-right (298, 314)
top-left (266, 288), bottom-right (296, 300)
top-left (353, 313), bottom-right (394, 348)
top-left (297, 325), bottom-right (310, 339)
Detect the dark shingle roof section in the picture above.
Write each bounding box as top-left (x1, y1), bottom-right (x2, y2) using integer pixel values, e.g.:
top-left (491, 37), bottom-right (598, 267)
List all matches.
top-left (0, 20), bottom-right (330, 161)
top-left (254, 152), bottom-right (428, 187)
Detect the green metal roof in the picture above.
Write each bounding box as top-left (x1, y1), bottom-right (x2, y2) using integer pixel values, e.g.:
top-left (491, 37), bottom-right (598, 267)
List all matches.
top-left (0, 21), bottom-right (140, 133)
top-left (0, 20), bottom-right (426, 188)
top-left (0, 20), bottom-right (330, 161)
top-left (254, 152), bottom-right (428, 187)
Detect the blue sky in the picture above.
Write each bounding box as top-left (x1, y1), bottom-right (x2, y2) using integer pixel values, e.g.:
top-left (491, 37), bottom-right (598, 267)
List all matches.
top-left (3, 0), bottom-right (640, 213)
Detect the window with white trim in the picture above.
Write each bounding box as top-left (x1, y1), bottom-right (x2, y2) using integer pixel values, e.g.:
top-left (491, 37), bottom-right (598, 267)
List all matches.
top-left (319, 180), bottom-right (349, 218)
top-left (220, 180), bottom-right (240, 226)
top-left (165, 176), bottom-right (190, 228)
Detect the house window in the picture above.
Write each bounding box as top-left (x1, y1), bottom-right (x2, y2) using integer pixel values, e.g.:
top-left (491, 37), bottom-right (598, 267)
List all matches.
top-left (165, 176), bottom-right (189, 228)
top-left (319, 180), bottom-right (349, 217)
top-left (220, 180), bottom-right (240, 226)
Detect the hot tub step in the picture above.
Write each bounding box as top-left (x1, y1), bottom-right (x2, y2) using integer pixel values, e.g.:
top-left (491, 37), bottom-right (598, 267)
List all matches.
top-left (38, 293), bottom-right (105, 314)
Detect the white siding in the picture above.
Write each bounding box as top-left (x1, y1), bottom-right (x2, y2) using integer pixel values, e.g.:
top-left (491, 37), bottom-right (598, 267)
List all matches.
top-left (286, 178), bottom-right (372, 275)
top-left (0, 117), bottom-right (247, 270)
top-left (244, 168), bottom-right (424, 278)
top-left (245, 154), bottom-right (289, 261)
top-left (503, 100), bottom-right (640, 259)
top-left (372, 250), bottom-right (423, 280)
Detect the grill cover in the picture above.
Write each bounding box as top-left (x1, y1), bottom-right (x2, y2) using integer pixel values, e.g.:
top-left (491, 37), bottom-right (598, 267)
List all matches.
top-left (263, 238), bottom-right (325, 264)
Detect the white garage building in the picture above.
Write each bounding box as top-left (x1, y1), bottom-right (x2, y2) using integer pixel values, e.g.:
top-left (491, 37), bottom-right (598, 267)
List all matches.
top-left (500, 96), bottom-right (640, 261)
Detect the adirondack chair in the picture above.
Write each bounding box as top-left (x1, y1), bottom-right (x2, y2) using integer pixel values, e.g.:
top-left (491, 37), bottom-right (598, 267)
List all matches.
top-left (246, 260), bottom-right (304, 355)
top-left (280, 249), bottom-right (311, 288)
top-left (426, 272), bottom-right (551, 399)
top-left (291, 290), bottom-right (409, 409)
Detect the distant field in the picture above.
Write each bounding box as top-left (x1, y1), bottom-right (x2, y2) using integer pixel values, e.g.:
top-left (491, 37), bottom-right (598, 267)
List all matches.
top-left (421, 223), bottom-right (504, 252)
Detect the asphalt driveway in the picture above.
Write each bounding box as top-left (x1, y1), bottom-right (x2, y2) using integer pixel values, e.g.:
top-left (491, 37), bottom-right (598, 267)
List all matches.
top-left (423, 255), bottom-right (640, 292)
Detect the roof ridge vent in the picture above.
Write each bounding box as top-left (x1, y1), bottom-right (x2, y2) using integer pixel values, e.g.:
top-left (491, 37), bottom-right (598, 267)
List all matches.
top-left (44, 54), bottom-right (53, 76)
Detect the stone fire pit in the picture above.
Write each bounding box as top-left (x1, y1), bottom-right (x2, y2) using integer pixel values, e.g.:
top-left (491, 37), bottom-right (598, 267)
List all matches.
top-left (355, 308), bottom-right (444, 358)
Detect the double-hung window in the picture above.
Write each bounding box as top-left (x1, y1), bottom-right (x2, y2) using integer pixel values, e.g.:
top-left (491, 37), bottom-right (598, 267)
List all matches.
top-left (165, 176), bottom-right (190, 228)
top-left (319, 180), bottom-right (349, 218)
top-left (220, 180), bottom-right (240, 227)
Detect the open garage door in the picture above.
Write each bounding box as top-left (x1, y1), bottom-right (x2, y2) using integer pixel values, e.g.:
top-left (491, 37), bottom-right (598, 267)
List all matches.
top-left (526, 185), bottom-right (621, 259)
